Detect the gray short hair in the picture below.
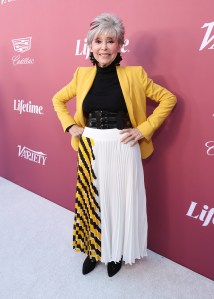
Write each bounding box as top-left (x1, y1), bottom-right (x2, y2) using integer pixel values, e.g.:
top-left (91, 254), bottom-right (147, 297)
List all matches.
top-left (87, 13), bottom-right (125, 46)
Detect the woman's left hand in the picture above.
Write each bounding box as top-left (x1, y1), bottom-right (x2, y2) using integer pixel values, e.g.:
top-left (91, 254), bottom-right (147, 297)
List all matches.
top-left (120, 128), bottom-right (144, 146)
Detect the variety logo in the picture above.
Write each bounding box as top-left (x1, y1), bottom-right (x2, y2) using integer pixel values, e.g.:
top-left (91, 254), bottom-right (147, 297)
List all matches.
top-left (205, 141), bottom-right (214, 155)
top-left (11, 36), bottom-right (34, 65)
top-left (18, 145), bottom-right (47, 165)
top-left (1, 0), bottom-right (15, 4)
top-left (186, 201), bottom-right (214, 227)
top-left (199, 21), bottom-right (214, 51)
top-left (14, 99), bottom-right (44, 115)
top-left (75, 38), bottom-right (130, 60)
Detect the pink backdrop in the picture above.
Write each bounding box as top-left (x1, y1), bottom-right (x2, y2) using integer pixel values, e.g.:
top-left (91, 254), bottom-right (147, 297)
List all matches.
top-left (0, 0), bottom-right (213, 280)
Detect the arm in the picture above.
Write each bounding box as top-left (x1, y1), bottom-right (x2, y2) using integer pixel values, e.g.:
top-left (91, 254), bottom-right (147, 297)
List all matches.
top-left (137, 68), bottom-right (177, 141)
top-left (120, 68), bottom-right (176, 146)
top-left (52, 68), bottom-right (79, 132)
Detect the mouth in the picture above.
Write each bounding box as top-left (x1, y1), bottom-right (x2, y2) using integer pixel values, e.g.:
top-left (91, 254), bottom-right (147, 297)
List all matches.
top-left (99, 53), bottom-right (110, 57)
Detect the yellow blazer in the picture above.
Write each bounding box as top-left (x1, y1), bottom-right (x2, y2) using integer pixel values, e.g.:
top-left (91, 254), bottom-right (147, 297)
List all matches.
top-left (52, 66), bottom-right (176, 159)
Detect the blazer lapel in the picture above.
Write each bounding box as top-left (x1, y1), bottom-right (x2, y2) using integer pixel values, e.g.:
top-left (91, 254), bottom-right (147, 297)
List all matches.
top-left (116, 67), bottom-right (137, 127)
top-left (77, 67), bottom-right (97, 125)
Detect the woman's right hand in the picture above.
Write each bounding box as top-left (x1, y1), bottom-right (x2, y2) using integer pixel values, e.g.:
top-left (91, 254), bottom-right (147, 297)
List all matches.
top-left (68, 125), bottom-right (84, 137)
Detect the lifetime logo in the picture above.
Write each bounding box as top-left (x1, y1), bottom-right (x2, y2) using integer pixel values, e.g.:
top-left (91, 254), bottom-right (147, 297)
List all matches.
top-left (75, 38), bottom-right (130, 60)
top-left (17, 145), bottom-right (47, 166)
top-left (186, 201), bottom-right (214, 227)
top-left (14, 99), bottom-right (44, 115)
top-left (199, 21), bottom-right (214, 51)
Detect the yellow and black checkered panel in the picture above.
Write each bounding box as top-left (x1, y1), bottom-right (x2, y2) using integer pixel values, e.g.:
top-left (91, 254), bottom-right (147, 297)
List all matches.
top-left (73, 136), bottom-right (101, 261)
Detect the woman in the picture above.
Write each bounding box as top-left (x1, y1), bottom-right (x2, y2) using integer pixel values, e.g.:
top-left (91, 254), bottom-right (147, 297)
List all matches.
top-left (52, 13), bottom-right (176, 277)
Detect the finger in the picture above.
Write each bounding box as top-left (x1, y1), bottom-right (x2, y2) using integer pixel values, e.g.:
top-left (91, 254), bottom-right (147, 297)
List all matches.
top-left (121, 134), bottom-right (136, 143)
top-left (75, 131), bottom-right (83, 136)
top-left (120, 133), bottom-right (131, 142)
top-left (122, 132), bottom-right (142, 144)
top-left (119, 128), bottom-right (132, 134)
top-left (70, 127), bottom-right (84, 136)
top-left (130, 136), bottom-right (140, 147)
top-left (71, 131), bottom-right (81, 137)
top-left (75, 129), bottom-right (83, 134)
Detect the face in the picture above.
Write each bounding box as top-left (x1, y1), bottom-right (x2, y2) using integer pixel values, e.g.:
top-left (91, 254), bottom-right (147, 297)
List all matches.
top-left (90, 33), bottom-right (121, 68)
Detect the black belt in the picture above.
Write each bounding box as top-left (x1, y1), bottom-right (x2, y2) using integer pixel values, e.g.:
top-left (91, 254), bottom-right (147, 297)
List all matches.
top-left (86, 110), bottom-right (132, 129)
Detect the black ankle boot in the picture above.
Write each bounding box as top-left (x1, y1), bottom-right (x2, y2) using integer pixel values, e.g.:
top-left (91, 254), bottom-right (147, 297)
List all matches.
top-left (107, 257), bottom-right (123, 277)
top-left (82, 256), bottom-right (97, 275)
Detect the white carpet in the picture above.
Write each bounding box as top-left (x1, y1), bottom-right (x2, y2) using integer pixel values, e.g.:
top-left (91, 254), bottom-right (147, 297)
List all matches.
top-left (0, 177), bottom-right (213, 299)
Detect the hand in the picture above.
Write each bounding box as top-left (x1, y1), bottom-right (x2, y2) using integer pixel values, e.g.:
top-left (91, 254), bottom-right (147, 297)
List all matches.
top-left (68, 125), bottom-right (84, 137)
top-left (120, 128), bottom-right (144, 146)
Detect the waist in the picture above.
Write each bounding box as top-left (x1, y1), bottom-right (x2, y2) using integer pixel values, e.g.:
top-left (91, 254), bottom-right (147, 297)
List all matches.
top-left (85, 110), bottom-right (132, 129)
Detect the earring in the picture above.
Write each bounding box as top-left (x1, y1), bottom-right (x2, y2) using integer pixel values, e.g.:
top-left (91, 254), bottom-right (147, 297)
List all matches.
top-left (89, 52), bottom-right (97, 65)
top-left (115, 53), bottom-right (123, 66)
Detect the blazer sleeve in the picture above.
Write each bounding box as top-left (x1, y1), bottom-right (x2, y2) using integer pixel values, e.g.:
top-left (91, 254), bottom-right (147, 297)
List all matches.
top-left (137, 68), bottom-right (177, 141)
top-left (52, 68), bottom-right (79, 132)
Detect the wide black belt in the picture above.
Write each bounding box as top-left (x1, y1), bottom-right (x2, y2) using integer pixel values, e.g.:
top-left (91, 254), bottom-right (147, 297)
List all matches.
top-left (86, 110), bottom-right (132, 129)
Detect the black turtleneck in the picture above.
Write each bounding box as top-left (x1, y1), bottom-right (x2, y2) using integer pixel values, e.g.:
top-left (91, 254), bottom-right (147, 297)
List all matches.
top-left (83, 62), bottom-right (128, 114)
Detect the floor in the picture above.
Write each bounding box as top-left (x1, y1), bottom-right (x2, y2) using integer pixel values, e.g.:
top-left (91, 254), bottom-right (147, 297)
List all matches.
top-left (0, 177), bottom-right (213, 299)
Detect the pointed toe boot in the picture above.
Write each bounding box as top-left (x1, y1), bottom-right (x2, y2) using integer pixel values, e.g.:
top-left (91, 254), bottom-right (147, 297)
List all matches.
top-left (107, 257), bottom-right (123, 277)
top-left (82, 256), bottom-right (97, 275)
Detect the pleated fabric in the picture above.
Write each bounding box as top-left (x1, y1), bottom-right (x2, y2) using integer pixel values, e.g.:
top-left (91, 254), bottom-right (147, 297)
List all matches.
top-left (73, 127), bottom-right (148, 265)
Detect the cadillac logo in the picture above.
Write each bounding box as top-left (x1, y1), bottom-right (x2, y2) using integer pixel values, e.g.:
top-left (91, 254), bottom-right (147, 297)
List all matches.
top-left (12, 37), bottom-right (32, 53)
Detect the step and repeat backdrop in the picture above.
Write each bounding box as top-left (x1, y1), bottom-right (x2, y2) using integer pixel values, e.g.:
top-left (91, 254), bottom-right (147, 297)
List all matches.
top-left (0, 0), bottom-right (213, 280)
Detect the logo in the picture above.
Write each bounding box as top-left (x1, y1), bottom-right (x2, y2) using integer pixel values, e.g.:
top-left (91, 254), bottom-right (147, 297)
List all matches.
top-left (14, 99), bottom-right (44, 115)
top-left (205, 141), bottom-right (214, 155)
top-left (75, 38), bottom-right (130, 60)
top-left (12, 37), bottom-right (32, 53)
top-left (186, 201), bottom-right (214, 226)
top-left (199, 21), bottom-right (214, 51)
top-left (1, 0), bottom-right (15, 4)
top-left (17, 145), bottom-right (47, 165)
top-left (11, 36), bottom-right (34, 65)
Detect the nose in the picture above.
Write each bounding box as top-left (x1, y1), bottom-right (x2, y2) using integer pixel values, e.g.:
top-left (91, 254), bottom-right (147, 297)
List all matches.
top-left (101, 42), bottom-right (107, 50)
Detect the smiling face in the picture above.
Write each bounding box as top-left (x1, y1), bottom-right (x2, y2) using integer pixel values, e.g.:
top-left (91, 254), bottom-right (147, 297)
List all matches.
top-left (90, 33), bottom-right (121, 68)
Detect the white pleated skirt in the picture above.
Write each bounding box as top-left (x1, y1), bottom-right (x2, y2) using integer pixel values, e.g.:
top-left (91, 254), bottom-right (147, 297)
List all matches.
top-left (73, 127), bottom-right (148, 265)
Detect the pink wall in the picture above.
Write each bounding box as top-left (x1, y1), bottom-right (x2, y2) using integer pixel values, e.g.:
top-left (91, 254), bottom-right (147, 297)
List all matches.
top-left (0, 0), bottom-right (213, 280)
